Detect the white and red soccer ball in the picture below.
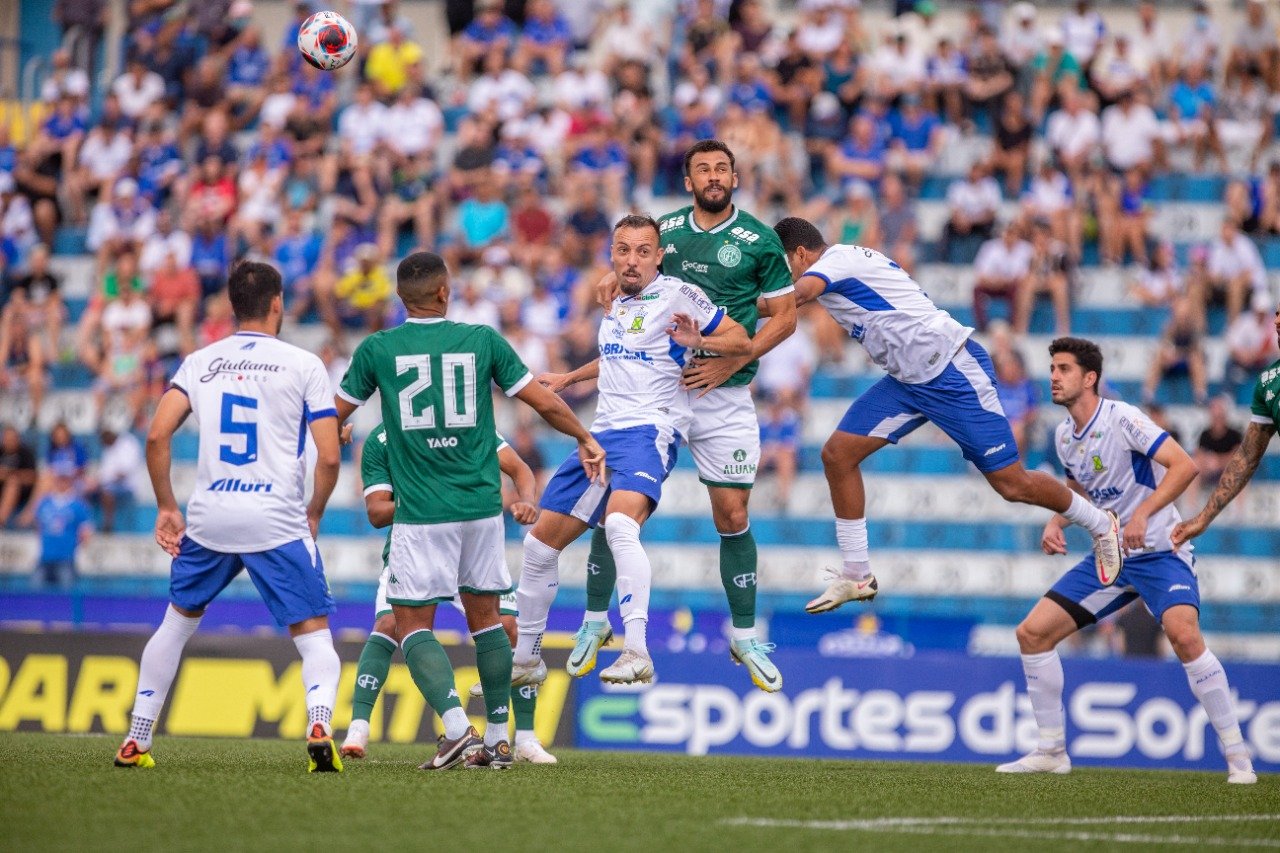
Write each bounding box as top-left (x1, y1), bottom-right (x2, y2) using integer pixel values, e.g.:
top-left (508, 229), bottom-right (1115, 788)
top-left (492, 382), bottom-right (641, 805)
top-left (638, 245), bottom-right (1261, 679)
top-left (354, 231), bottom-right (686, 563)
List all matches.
top-left (297, 11), bottom-right (358, 71)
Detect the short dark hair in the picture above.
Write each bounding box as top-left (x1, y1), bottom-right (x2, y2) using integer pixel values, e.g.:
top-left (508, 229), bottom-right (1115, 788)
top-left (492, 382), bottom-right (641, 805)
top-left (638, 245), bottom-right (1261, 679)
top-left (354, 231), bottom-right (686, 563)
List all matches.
top-left (682, 139), bottom-right (736, 177)
top-left (396, 251), bottom-right (449, 303)
top-left (227, 261), bottom-right (283, 322)
top-left (773, 217), bottom-right (827, 253)
top-left (1048, 336), bottom-right (1104, 386)
top-left (613, 213), bottom-right (660, 240)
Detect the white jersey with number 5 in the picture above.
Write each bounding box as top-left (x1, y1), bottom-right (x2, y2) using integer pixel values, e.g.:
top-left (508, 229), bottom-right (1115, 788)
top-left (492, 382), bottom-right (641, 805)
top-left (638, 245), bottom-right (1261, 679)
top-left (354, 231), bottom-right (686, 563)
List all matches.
top-left (805, 244), bottom-right (974, 384)
top-left (170, 331), bottom-right (336, 553)
top-left (1055, 399), bottom-right (1191, 559)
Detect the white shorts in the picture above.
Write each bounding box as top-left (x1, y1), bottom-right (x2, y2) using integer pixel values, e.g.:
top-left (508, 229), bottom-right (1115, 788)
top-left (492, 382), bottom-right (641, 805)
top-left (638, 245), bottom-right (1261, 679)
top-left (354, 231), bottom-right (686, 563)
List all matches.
top-left (377, 569), bottom-right (517, 619)
top-left (685, 384), bottom-right (760, 488)
top-left (385, 516), bottom-right (511, 607)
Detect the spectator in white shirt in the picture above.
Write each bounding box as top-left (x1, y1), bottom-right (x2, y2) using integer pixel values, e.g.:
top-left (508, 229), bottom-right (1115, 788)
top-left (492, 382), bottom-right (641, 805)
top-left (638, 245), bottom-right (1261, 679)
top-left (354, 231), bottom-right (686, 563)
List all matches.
top-left (757, 318), bottom-right (818, 407)
top-left (1203, 217), bottom-right (1269, 322)
top-left (110, 55), bottom-right (165, 119)
top-left (86, 178), bottom-right (156, 268)
top-left (1021, 159), bottom-right (1079, 260)
top-left (1001, 3), bottom-right (1042, 74)
top-left (1128, 241), bottom-right (1184, 309)
top-left (40, 49), bottom-right (90, 104)
top-left (67, 120), bottom-right (133, 223)
top-left (1179, 0), bottom-right (1220, 72)
top-left (1225, 291), bottom-right (1280, 388)
top-left (941, 161), bottom-right (1002, 262)
top-left (1100, 89), bottom-right (1163, 172)
top-left (467, 47), bottom-right (536, 123)
top-left (553, 58), bottom-right (611, 111)
top-left (1229, 0), bottom-right (1279, 88)
top-left (337, 82), bottom-right (388, 157)
top-left (0, 173), bottom-right (38, 259)
top-left (1092, 35), bottom-right (1146, 105)
top-left (1045, 88), bottom-right (1100, 182)
top-left (382, 84), bottom-right (444, 161)
top-left (972, 223), bottom-right (1033, 331)
top-left (1060, 0), bottom-right (1106, 66)
top-left (91, 428), bottom-right (143, 533)
top-left (139, 208), bottom-right (192, 276)
top-left (870, 30), bottom-right (927, 101)
top-left (450, 282), bottom-right (502, 330)
top-left (1130, 1), bottom-right (1172, 91)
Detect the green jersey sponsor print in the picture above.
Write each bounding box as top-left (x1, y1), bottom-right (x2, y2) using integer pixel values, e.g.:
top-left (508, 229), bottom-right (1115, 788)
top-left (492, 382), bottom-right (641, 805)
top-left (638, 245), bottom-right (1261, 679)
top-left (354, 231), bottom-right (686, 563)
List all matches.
top-left (657, 205), bottom-right (793, 386)
top-left (1251, 358), bottom-right (1280, 431)
top-left (339, 319), bottom-right (531, 525)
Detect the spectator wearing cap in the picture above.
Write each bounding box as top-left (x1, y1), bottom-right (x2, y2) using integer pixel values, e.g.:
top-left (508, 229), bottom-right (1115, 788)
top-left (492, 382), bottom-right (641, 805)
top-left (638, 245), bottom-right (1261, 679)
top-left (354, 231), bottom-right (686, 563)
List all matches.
top-left (332, 243), bottom-right (392, 333)
top-left (514, 0), bottom-right (573, 77)
top-left (455, 0), bottom-right (518, 84)
top-left (90, 427), bottom-right (142, 534)
top-left (1226, 292), bottom-right (1280, 390)
top-left (30, 461), bottom-right (92, 589)
top-left (87, 178), bottom-right (156, 270)
top-left (972, 222), bottom-right (1033, 332)
top-left (941, 160), bottom-right (1001, 263)
top-left (1001, 3), bottom-right (1041, 88)
top-left (41, 48), bottom-right (91, 105)
top-left (1202, 217), bottom-right (1269, 323)
top-left (1029, 29), bottom-right (1083, 123)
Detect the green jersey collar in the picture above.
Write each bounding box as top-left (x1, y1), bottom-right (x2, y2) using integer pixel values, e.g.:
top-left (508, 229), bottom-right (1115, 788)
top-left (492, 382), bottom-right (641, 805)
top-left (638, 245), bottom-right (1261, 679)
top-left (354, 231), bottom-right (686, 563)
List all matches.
top-left (405, 317), bottom-right (446, 325)
top-left (688, 205), bottom-right (739, 235)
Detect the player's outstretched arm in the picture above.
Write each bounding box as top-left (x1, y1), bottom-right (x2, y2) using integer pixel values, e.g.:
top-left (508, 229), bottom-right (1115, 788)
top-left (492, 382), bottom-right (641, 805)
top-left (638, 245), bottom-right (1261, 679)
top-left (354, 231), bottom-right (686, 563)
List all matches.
top-left (147, 387), bottom-right (192, 557)
top-left (1125, 436), bottom-right (1198, 552)
top-left (307, 415), bottom-right (341, 539)
top-left (538, 358), bottom-right (600, 393)
top-left (499, 445), bottom-right (540, 525)
top-left (514, 381), bottom-right (606, 482)
top-left (1172, 421), bottom-right (1276, 546)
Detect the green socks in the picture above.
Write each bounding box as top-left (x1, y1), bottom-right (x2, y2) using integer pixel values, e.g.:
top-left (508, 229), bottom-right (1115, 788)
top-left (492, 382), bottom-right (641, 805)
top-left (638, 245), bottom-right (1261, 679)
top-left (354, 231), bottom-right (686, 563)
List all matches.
top-left (402, 629), bottom-right (462, 718)
top-left (473, 625), bottom-right (513, 731)
top-left (351, 633), bottom-right (397, 723)
top-left (585, 525), bottom-right (617, 612)
top-left (512, 683), bottom-right (538, 732)
top-left (720, 528), bottom-right (758, 630)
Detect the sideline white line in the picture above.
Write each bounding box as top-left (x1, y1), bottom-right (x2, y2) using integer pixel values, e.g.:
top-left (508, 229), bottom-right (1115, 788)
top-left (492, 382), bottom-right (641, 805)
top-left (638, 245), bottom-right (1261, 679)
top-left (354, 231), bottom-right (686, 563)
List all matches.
top-left (722, 815), bottom-right (1280, 848)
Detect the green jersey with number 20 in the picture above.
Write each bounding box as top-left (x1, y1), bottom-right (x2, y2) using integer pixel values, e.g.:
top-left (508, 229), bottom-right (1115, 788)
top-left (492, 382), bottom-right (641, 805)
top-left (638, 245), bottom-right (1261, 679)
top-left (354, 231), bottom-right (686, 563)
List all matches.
top-left (1251, 357), bottom-right (1280, 431)
top-left (657, 205), bottom-right (794, 386)
top-left (339, 318), bottom-right (532, 524)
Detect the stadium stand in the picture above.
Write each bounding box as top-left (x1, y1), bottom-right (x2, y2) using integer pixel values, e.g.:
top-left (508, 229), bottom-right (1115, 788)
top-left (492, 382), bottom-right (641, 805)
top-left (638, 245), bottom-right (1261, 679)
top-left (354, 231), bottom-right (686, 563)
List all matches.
top-left (1, 0), bottom-right (1277, 663)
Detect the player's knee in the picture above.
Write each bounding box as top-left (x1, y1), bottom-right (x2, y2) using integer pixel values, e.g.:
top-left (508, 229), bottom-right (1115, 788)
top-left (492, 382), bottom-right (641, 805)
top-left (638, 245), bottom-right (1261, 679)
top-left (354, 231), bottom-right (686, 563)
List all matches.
top-left (1164, 620), bottom-right (1204, 660)
top-left (991, 472), bottom-right (1031, 503)
top-left (1015, 619), bottom-right (1053, 653)
top-left (373, 613), bottom-right (398, 640)
top-left (712, 505), bottom-right (749, 534)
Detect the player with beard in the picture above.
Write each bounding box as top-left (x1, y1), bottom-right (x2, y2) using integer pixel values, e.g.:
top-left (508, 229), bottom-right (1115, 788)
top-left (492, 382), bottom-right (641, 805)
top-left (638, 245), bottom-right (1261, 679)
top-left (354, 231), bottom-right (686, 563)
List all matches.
top-left (554, 140), bottom-right (797, 693)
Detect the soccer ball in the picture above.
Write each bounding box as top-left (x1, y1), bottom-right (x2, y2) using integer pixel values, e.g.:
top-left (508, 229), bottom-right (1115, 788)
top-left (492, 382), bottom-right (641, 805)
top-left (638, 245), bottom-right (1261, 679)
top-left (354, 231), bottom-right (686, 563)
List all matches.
top-left (297, 11), bottom-right (358, 71)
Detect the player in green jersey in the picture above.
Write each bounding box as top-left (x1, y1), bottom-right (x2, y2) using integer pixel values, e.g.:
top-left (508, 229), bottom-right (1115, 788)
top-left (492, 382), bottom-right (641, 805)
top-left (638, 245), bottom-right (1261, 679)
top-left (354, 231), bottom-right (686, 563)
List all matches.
top-left (340, 424), bottom-right (557, 764)
top-left (335, 251), bottom-right (603, 770)
top-left (1173, 300), bottom-right (1280, 546)
top-left (572, 140), bottom-right (798, 693)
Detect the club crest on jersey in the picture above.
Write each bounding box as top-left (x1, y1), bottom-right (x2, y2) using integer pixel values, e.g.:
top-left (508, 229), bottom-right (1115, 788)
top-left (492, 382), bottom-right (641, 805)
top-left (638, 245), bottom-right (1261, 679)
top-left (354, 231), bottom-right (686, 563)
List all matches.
top-left (1091, 454), bottom-right (1106, 473)
top-left (625, 309), bottom-right (647, 334)
top-left (717, 243), bottom-right (743, 268)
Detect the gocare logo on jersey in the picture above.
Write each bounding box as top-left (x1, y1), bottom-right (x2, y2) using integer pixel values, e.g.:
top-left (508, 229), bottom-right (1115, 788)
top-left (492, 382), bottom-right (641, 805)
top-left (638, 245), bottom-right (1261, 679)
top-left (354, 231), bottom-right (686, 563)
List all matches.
top-left (199, 357), bottom-right (286, 383)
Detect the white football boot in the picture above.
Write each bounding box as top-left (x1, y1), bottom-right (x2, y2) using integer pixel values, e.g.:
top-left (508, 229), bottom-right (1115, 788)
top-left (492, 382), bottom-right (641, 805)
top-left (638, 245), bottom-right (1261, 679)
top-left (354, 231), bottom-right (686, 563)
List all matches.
top-left (511, 657), bottom-right (548, 687)
top-left (996, 748), bottom-right (1071, 774)
top-left (1227, 748), bottom-right (1258, 784)
top-left (514, 739), bottom-right (558, 764)
top-left (599, 649), bottom-right (655, 684)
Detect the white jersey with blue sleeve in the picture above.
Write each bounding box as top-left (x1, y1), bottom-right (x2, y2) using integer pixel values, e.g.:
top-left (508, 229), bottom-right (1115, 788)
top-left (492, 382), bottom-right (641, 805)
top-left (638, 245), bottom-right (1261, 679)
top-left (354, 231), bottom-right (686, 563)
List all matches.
top-left (806, 244), bottom-right (974, 385)
top-left (1055, 399), bottom-right (1191, 559)
top-left (593, 274), bottom-right (725, 436)
top-left (170, 331), bottom-right (337, 553)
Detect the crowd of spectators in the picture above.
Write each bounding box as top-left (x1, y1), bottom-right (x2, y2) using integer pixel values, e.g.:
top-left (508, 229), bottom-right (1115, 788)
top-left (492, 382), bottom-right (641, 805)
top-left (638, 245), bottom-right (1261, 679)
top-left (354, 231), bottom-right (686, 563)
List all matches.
top-left (1, 0), bottom-right (1279, 547)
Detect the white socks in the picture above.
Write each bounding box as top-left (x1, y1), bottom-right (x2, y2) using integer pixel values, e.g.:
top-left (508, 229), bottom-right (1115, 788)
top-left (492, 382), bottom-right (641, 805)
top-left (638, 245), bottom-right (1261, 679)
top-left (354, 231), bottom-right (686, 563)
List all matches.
top-left (1021, 650), bottom-right (1066, 751)
top-left (1063, 492), bottom-right (1112, 538)
top-left (606, 513), bottom-right (651, 654)
top-left (128, 606), bottom-right (202, 747)
top-left (515, 532), bottom-right (561, 664)
top-left (441, 707), bottom-right (470, 742)
top-left (1183, 649), bottom-right (1246, 752)
top-left (835, 517), bottom-right (872, 580)
top-left (584, 609), bottom-right (608, 625)
top-left (293, 628), bottom-right (340, 731)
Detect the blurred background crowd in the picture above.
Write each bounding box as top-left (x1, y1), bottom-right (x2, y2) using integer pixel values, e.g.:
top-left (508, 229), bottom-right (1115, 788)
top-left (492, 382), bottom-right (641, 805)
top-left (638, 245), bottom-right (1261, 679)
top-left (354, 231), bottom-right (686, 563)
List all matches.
top-left (0, 0), bottom-right (1276, 658)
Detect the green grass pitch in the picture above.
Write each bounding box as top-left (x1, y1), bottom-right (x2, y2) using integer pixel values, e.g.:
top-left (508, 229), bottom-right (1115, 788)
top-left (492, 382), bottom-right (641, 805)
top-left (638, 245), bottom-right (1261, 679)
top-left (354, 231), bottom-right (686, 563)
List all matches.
top-left (1, 733), bottom-right (1276, 851)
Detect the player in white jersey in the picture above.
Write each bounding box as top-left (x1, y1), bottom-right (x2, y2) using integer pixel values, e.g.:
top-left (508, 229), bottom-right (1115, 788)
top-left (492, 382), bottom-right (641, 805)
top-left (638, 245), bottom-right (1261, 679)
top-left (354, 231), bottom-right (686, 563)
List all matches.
top-left (997, 337), bottom-right (1255, 784)
top-left (771, 218), bottom-right (1124, 612)
top-left (512, 214), bottom-right (751, 686)
top-left (114, 262), bottom-right (345, 773)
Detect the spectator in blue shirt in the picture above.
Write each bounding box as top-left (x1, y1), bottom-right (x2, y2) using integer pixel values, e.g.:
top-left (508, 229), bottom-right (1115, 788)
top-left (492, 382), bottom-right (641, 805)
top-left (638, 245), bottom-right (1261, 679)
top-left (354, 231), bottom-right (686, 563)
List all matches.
top-left (888, 94), bottom-right (944, 190)
top-left (273, 206), bottom-right (324, 322)
top-left (135, 120), bottom-right (183, 207)
top-left (569, 123), bottom-right (629, 212)
top-left (759, 395), bottom-right (802, 512)
top-left (1167, 60), bottom-right (1226, 171)
top-left (515, 0), bottom-right (572, 77)
top-left (457, 0), bottom-right (519, 81)
top-left (995, 349), bottom-right (1039, 461)
top-left (226, 25), bottom-right (271, 122)
top-left (45, 422), bottom-right (88, 483)
top-left (190, 215), bottom-right (232, 297)
top-left (828, 114), bottom-right (886, 194)
top-left (32, 462), bottom-right (92, 589)
top-left (446, 171), bottom-right (510, 269)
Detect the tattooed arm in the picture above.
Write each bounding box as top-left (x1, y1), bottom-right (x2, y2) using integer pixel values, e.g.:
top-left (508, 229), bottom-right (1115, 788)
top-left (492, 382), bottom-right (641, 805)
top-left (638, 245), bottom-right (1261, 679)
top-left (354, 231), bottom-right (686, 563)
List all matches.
top-left (1171, 421), bottom-right (1277, 546)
